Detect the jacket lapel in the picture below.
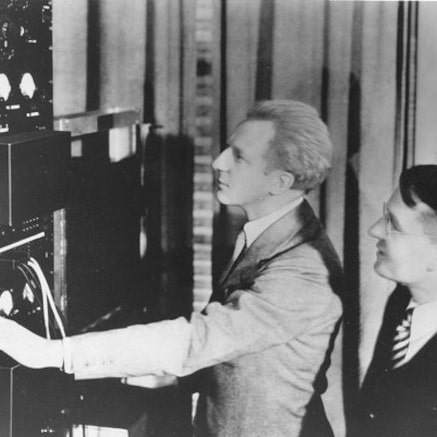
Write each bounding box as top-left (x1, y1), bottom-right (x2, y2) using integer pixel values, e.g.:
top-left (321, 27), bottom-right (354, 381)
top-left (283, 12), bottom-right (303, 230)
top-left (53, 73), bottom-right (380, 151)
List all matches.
top-left (219, 200), bottom-right (320, 294)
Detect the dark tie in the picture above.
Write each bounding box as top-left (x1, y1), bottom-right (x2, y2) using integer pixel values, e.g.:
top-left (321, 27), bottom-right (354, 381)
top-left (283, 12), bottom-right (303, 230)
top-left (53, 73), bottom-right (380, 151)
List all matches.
top-left (391, 307), bottom-right (414, 369)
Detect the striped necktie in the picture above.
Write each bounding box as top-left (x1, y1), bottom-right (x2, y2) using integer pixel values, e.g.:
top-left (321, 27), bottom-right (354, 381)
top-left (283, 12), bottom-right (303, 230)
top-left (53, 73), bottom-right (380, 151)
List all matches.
top-left (391, 307), bottom-right (414, 369)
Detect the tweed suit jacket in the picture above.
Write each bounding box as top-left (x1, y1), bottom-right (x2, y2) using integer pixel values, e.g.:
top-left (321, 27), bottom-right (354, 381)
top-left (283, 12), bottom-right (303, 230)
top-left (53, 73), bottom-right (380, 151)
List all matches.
top-left (66, 200), bottom-right (343, 437)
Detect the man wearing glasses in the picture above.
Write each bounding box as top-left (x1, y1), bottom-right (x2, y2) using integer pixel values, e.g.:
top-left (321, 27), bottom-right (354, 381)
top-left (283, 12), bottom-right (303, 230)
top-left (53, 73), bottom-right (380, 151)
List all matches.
top-left (357, 165), bottom-right (437, 437)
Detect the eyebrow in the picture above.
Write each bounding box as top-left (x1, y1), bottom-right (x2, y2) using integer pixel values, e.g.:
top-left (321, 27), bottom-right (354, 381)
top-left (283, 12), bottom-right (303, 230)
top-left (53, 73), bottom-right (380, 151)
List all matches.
top-left (230, 143), bottom-right (246, 159)
top-left (386, 207), bottom-right (402, 230)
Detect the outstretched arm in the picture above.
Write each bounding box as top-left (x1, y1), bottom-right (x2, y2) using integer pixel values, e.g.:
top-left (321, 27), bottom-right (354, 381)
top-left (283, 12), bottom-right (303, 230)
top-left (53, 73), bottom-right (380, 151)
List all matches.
top-left (0, 315), bottom-right (193, 379)
top-left (0, 250), bottom-right (341, 382)
top-left (0, 316), bottom-right (179, 388)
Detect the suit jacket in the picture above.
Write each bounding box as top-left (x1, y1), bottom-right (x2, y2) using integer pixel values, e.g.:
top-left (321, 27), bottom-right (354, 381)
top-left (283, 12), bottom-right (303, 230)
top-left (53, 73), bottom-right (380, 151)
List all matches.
top-left (67, 200), bottom-right (343, 437)
top-left (358, 285), bottom-right (437, 437)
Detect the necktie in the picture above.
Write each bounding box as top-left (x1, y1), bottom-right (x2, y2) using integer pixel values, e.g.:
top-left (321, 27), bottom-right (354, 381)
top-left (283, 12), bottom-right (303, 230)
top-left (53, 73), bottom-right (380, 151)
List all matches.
top-left (391, 308), bottom-right (414, 369)
top-left (231, 230), bottom-right (247, 263)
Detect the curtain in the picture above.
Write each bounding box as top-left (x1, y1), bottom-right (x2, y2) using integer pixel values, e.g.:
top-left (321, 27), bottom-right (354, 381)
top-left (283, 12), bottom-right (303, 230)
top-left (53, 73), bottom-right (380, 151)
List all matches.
top-left (222, 1), bottom-right (418, 435)
top-left (53, 0), bottom-right (147, 116)
top-left (53, 0), bottom-right (88, 115)
top-left (416, 2), bottom-right (437, 164)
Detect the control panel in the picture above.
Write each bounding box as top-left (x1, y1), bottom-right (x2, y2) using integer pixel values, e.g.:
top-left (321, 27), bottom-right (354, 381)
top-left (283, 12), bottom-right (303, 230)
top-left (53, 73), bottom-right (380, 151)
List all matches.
top-left (0, 0), bottom-right (52, 133)
top-left (0, 2), bottom-right (71, 436)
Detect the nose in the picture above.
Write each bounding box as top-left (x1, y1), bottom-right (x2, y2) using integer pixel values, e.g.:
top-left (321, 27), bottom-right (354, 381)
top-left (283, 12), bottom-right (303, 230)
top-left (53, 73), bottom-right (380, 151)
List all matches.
top-left (368, 216), bottom-right (385, 239)
top-left (212, 148), bottom-right (231, 172)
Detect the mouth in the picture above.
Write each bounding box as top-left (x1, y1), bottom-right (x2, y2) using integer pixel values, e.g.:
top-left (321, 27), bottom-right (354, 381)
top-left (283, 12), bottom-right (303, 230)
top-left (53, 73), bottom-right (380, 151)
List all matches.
top-left (376, 243), bottom-right (385, 257)
top-left (216, 179), bottom-right (229, 190)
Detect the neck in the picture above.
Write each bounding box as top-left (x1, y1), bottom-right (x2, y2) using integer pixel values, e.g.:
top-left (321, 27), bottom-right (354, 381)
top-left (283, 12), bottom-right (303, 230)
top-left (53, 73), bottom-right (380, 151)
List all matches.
top-left (407, 278), bottom-right (437, 305)
top-left (243, 190), bottom-right (304, 221)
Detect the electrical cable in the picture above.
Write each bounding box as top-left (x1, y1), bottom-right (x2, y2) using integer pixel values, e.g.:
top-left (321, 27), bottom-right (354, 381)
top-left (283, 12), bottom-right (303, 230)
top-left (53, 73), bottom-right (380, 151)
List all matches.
top-left (28, 257), bottom-right (66, 339)
top-left (16, 262), bottom-right (40, 293)
top-left (17, 262), bottom-right (51, 339)
top-left (28, 258), bottom-right (65, 335)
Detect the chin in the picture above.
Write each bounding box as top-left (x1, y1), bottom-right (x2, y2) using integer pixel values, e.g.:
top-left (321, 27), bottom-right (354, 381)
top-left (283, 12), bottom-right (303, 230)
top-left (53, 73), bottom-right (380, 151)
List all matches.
top-left (216, 190), bottom-right (231, 205)
top-left (373, 261), bottom-right (394, 281)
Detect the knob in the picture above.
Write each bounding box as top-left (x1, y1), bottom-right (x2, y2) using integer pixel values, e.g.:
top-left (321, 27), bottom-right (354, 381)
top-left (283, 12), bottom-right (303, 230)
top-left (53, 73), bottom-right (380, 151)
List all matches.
top-left (1, 20), bottom-right (20, 41)
top-left (19, 72), bottom-right (36, 99)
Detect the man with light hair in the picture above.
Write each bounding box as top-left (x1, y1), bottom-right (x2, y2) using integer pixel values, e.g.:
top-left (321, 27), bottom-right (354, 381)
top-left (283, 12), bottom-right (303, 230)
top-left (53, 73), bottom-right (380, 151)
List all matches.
top-left (0, 100), bottom-right (342, 437)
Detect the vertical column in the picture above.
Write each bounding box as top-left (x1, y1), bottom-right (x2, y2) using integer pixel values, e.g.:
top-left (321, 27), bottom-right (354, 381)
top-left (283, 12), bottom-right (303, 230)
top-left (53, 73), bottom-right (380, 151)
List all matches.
top-left (415, 3), bottom-right (437, 164)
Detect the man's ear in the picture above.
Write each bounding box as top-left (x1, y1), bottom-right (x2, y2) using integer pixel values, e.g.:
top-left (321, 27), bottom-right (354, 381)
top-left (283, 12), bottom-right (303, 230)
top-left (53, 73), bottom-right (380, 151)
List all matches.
top-left (270, 171), bottom-right (295, 195)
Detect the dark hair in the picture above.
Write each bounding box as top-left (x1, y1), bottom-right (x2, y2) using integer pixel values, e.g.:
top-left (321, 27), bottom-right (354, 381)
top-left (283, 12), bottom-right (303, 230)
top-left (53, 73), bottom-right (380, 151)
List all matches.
top-left (400, 165), bottom-right (437, 231)
top-left (246, 100), bottom-right (332, 191)
top-left (400, 165), bottom-right (437, 211)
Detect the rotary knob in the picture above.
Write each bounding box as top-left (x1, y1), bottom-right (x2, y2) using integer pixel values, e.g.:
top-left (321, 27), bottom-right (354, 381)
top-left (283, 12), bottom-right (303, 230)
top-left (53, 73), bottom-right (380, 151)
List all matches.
top-left (1, 19), bottom-right (20, 42)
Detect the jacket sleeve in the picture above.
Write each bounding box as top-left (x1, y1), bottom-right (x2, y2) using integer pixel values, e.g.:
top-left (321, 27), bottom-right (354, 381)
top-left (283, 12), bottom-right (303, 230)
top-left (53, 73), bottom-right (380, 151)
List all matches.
top-left (68, 247), bottom-right (342, 379)
top-left (182, 248), bottom-right (342, 374)
top-left (69, 317), bottom-right (193, 379)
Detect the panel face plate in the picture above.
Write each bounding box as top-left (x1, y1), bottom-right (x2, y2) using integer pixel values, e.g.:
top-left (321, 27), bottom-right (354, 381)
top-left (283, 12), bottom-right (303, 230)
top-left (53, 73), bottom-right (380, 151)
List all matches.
top-left (0, 0), bottom-right (53, 134)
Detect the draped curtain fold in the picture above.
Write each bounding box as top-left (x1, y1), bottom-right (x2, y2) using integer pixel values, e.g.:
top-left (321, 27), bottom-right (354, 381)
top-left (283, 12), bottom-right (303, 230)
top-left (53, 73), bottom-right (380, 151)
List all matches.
top-left (416, 2), bottom-right (437, 165)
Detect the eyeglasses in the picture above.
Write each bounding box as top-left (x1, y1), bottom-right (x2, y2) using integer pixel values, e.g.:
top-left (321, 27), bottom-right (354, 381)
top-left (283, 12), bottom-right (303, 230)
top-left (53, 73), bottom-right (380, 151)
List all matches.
top-left (381, 202), bottom-right (437, 239)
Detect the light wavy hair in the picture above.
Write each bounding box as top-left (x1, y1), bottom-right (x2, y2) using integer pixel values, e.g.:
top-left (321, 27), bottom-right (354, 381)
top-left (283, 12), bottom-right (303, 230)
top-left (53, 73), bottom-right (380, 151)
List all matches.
top-left (246, 100), bottom-right (333, 192)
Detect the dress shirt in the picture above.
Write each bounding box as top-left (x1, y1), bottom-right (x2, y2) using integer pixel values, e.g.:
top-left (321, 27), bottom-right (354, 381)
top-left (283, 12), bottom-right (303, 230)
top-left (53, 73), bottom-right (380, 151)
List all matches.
top-left (404, 298), bottom-right (437, 362)
top-left (243, 196), bottom-right (304, 247)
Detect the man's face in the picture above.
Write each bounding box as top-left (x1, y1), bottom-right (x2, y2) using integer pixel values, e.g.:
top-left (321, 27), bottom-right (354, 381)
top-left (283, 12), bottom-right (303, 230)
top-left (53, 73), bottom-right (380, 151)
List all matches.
top-left (212, 120), bottom-right (280, 214)
top-left (368, 188), bottom-right (437, 285)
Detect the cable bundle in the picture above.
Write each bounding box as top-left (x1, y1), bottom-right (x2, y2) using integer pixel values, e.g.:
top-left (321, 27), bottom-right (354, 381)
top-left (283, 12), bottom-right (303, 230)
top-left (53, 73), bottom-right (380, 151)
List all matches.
top-left (11, 257), bottom-right (67, 340)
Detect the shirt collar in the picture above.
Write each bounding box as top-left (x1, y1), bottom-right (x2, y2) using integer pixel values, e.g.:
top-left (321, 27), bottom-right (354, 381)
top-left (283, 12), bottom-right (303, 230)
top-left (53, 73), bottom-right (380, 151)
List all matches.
top-left (243, 197), bottom-right (304, 248)
top-left (409, 299), bottom-right (437, 340)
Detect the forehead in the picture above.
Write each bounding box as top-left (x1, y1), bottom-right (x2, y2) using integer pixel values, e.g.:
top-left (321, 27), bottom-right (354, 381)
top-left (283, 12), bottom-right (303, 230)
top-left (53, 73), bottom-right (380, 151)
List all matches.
top-left (387, 188), bottom-right (434, 229)
top-left (229, 120), bottom-right (275, 152)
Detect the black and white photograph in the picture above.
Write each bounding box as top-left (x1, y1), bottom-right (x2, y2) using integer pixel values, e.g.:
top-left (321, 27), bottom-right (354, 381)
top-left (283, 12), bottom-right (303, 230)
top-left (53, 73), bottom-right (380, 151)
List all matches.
top-left (0, 1), bottom-right (436, 436)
